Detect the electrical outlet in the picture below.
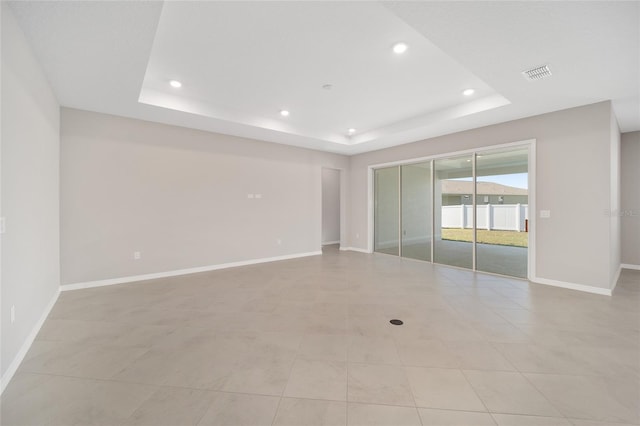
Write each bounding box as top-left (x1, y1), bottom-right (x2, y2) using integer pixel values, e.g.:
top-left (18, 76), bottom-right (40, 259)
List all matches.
top-left (0, 217), bottom-right (5, 234)
top-left (276, 239), bottom-right (282, 245)
top-left (247, 194), bottom-right (254, 199)
top-left (10, 305), bottom-right (15, 324)
top-left (540, 210), bottom-right (551, 218)
top-left (255, 194), bottom-right (262, 199)
top-left (356, 233), bottom-right (359, 239)
top-left (133, 251), bottom-right (141, 260)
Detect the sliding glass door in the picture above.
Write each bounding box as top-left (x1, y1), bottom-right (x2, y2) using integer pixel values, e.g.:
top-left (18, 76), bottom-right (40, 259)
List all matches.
top-left (401, 162), bottom-right (432, 261)
top-left (372, 146), bottom-right (530, 279)
top-left (374, 167), bottom-right (399, 255)
top-left (433, 155), bottom-right (474, 269)
top-left (475, 149), bottom-right (529, 278)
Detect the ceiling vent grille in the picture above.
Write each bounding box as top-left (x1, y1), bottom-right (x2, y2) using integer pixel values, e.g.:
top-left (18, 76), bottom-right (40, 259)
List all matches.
top-left (522, 64), bottom-right (552, 81)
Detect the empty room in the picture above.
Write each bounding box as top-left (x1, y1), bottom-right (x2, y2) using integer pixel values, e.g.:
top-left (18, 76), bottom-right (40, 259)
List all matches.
top-left (1, 1), bottom-right (639, 425)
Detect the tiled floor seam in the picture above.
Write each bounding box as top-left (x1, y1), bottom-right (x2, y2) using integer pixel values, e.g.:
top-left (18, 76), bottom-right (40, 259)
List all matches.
top-left (124, 384), bottom-right (166, 425)
top-left (14, 371), bottom-right (295, 401)
top-left (272, 344), bottom-right (305, 426)
top-left (401, 343), bottom-right (426, 426)
top-left (458, 368), bottom-right (493, 415)
top-left (484, 339), bottom-right (519, 372)
top-left (506, 369), bottom-right (572, 422)
top-left (345, 336), bottom-right (350, 426)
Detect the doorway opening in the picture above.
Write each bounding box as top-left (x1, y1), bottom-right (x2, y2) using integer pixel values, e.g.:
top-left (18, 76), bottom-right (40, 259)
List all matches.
top-left (322, 168), bottom-right (341, 247)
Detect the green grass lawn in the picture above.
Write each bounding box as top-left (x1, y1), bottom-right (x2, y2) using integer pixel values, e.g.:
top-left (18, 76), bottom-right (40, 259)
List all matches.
top-left (441, 228), bottom-right (528, 247)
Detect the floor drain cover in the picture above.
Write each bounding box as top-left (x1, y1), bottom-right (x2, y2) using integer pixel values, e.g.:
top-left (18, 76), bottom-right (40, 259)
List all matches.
top-left (390, 319), bottom-right (403, 325)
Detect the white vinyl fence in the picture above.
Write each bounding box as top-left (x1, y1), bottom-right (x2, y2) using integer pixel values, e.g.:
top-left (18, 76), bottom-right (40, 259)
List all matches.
top-left (442, 204), bottom-right (529, 231)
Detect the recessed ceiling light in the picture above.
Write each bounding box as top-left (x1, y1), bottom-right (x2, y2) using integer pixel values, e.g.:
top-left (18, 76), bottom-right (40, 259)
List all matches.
top-left (348, 128), bottom-right (356, 135)
top-left (463, 88), bottom-right (475, 96)
top-left (392, 42), bottom-right (408, 54)
top-left (169, 80), bottom-right (182, 88)
top-left (280, 110), bottom-right (290, 117)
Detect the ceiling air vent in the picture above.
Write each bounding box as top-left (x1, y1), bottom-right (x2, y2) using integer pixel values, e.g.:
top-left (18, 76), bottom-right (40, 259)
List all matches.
top-left (522, 64), bottom-right (552, 81)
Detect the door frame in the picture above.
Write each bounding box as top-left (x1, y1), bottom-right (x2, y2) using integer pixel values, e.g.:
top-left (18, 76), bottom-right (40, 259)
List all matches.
top-left (320, 166), bottom-right (346, 249)
top-left (367, 139), bottom-right (536, 280)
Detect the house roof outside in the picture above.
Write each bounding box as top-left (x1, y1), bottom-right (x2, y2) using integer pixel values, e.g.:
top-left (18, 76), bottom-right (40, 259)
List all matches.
top-left (442, 180), bottom-right (528, 196)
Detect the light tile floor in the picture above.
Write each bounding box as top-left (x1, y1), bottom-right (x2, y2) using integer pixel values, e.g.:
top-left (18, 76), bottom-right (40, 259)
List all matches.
top-left (1, 246), bottom-right (639, 426)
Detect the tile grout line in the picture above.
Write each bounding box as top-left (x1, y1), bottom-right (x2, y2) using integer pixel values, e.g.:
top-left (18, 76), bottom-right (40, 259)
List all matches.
top-left (346, 282), bottom-right (351, 426)
top-left (16, 370), bottom-right (304, 401)
top-left (395, 339), bottom-right (425, 426)
top-left (459, 368), bottom-right (495, 417)
top-left (518, 371), bottom-right (573, 421)
top-left (270, 337), bottom-right (303, 426)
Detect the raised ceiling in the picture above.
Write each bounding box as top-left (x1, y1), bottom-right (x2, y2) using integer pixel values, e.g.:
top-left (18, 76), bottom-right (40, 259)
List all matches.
top-left (9, 1), bottom-right (640, 155)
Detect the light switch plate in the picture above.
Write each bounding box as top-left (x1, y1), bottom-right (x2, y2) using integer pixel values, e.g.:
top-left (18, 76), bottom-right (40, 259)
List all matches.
top-left (540, 210), bottom-right (551, 218)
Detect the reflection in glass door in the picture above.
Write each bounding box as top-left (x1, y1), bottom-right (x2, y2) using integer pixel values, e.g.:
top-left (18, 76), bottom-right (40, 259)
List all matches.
top-left (433, 156), bottom-right (474, 269)
top-left (401, 162), bottom-right (432, 261)
top-left (475, 149), bottom-right (529, 278)
top-left (374, 167), bottom-right (399, 256)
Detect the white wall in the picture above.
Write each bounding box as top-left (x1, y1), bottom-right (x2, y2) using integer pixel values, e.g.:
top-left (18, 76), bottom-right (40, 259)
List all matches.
top-left (621, 131), bottom-right (640, 267)
top-left (60, 108), bottom-right (349, 286)
top-left (349, 102), bottom-right (618, 292)
top-left (1, 4), bottom-right (60, 387)
top-left (321, 168), bottom-right (340, 244)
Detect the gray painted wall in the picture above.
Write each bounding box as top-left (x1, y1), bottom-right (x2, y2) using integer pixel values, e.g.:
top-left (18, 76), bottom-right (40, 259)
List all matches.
top-left (1, 4), bottom-right (60, 381)
top-left (60, 108), bottom-right (349, 285)
top-left (621, 131), bottom-right (640, 267)
top-left (349, 102), bottom-right (619, 290)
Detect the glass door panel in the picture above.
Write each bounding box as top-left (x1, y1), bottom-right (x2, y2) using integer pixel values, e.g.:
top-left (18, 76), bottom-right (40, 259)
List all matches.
top-left (475, 148), bottom-right (529, 278)
top-left (374, 166), bottom-right (400, 256)
top-left (434, 156), bottom-right (474, 269)
top-left (401, 162), bottom-right (432, 261)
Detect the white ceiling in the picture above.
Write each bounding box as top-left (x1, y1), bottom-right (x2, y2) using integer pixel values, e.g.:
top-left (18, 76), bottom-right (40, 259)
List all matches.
top-left (9, 1), bottom-right (640, 155)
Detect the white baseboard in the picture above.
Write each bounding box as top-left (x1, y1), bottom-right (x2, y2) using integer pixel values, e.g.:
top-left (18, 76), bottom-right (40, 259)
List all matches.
top-left (622, 263), bottom-right (640, 270)
top-left (1, 288), bottom-right (60, 395)
top-left (530, 276), bottom-right (612, 296)
top-left (339, 246), bottom-right (371, 254)
top-left (61, 251), bottom-right (323, 292)
top-left (322, 241), bottom-right (340, 245)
